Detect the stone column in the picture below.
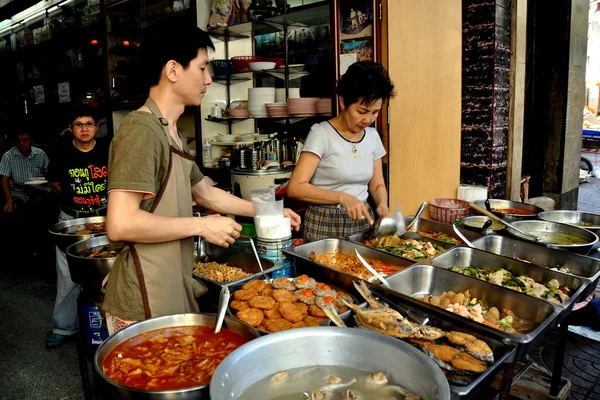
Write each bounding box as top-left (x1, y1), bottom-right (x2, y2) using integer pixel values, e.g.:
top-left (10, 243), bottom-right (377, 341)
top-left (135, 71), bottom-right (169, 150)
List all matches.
top-left (461, 0), bottom-right (512, 198)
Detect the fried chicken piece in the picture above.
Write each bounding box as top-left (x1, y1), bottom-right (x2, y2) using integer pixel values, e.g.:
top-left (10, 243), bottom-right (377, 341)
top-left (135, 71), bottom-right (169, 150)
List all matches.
top-left (248, 295), bottom-right (276, 310)
top-left (309, 304), bottom-right (328, 318)
top-left (236, 308), bottom-right (264, 327)
top-left (230, 300), bottom-right (249, 311)
top-left (272, 278), bottom-right (296, 291)
top-left (293, 302), bottom-right (309, 316)
top-left (260, 284), bottom-right (274, 297)
top-left (264, 318), bottom-right (293, 332)
top-left (233, 288), bottom-right (258, 301)
top-left (291, 320), bottom-right (307, 328)
top-left (279, 302), bottom-right (305, 323)
top-left (304, 315), bottom-right (327, 326)
top-left (242, 279), bottom-right (267, 292)
top-left (264, 303), bottom-right (283, 319)
top-left (272, 289), bottom-right (298, 303)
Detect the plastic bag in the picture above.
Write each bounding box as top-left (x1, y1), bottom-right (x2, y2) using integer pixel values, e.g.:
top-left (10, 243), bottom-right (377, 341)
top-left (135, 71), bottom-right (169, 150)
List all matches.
top-left (250, 188), bottom-right (275, 203)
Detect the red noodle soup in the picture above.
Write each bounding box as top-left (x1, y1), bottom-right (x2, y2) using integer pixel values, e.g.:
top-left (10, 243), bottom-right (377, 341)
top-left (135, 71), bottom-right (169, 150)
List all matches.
top-left (102, 326), bottom-right (248, 390)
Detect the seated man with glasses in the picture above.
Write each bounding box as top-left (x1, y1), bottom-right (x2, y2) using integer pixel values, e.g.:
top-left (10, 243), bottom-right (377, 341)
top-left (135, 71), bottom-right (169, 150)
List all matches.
top-left (46, 104), bottom-right (110, 348)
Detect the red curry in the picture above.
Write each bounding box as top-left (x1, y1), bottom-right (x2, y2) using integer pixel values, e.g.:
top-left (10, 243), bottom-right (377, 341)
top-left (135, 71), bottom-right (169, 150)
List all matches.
top-left (102, 326), bottom-right (248, 390)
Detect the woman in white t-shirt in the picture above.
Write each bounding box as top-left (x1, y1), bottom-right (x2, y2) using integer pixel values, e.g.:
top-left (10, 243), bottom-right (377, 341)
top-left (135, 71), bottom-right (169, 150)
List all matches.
top-left (287, 62), bottom-right (395, 241)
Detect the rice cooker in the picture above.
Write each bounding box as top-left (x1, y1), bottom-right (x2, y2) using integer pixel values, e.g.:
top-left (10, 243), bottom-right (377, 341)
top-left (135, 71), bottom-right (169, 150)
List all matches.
top-left (231, 163), bottom-right (292, 201)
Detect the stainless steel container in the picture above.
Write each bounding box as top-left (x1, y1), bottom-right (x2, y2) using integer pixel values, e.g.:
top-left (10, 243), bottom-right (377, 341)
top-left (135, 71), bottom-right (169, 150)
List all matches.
top-left (94, 313), bottom-right (260, 400)
top-left (49, 216), bottom-right (106, 252)
top-left (471, 235), bottom-right (600, 299)
top-left (538, 210), bottom-right (600, 236)
top-left (324, 295), bottom-right (516, 398)
top-left (505, 220), bottom-right (599, 255)
top-left (194, 241), bottom-right (278, 291)
top-left (472, 199), bottom-right (543, 221)
top-left (405, 216), bottom-right (483, 243)
top-left (66, 235), bottom-right (115, 287)
top-left (379, 264), bottom-right (558, 361)
top-left (431, 246), bottom-right (585, 322)
top-left (210, 327), bottom-right (451, 400)
top-left (461, 215), bottom-right (505, 235)
top-left (284, 238), bottom-right (414, 287)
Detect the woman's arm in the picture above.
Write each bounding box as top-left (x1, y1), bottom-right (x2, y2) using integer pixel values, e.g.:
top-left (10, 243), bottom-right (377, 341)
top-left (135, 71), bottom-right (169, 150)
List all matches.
top-left (368, 158), bottom-right (389, 217)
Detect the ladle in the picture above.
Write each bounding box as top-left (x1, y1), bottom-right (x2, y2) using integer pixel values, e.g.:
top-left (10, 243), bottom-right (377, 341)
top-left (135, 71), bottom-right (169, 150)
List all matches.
top-left (214, 285), bottom-right (230, 334)
top-left (452, 224), bottom-right (475, 248)
top-left (373, 203), bottom-right (405, 237)
top-left (406, 202), bottom-right (428, 231)
top-left (249, 238), bottom-right (270, 283)
top-left (468, 202), bottom-right (545, 244)
top-left (355, 249), bottom-right (392, 288)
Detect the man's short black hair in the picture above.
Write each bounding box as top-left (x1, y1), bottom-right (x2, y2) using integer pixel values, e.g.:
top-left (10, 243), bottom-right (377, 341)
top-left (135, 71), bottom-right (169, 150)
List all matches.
top-left (69, 104), bottom-right (99, 126)
top-left (138, 18), bottom-right (215, 88)
top-left (337, 61), bottom-right (395, 107)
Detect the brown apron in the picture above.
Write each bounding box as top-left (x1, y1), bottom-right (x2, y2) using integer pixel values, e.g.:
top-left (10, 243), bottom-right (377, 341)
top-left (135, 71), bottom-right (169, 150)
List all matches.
top-left (105, 98), bottom-right (206, 321)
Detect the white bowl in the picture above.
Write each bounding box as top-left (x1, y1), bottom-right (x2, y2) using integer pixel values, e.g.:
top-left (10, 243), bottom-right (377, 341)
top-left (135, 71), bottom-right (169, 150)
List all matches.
top-left (216, 135), bottom-right (239, 143)
top-left (249, 62), bottom-right (276, 71)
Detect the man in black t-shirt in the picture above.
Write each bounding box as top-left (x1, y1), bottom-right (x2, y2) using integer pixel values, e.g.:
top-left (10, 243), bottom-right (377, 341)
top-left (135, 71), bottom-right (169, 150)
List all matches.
top-left (46, 105), bottom-right (109, 348)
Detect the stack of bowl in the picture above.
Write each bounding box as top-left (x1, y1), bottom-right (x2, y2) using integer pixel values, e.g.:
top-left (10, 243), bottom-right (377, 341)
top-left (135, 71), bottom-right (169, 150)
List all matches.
top-left (266, 103), bottom-right (289, 117)
top-left (315, 98), bottom-right (332, 115)
top-left (248, 88), bottom-right (275, 117)
top-left (287, 97), bottom-right (319, 116)
top-left (275, 88), bottom-right (300, 103)
top-left (229, 100), bottom-right (249, 118)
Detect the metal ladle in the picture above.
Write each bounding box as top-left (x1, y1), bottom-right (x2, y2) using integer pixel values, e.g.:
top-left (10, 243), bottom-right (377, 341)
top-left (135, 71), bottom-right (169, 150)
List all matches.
top-left (373, 203), bottom-right (406, 237)
top-left (468, 202), bottom-right (545, 244)
top-left (214, 285), bottom-right (230, 334)
top-left (406, 202), bottom-right (428, 231)
top-left (452, 224), bottom-right (475, 248)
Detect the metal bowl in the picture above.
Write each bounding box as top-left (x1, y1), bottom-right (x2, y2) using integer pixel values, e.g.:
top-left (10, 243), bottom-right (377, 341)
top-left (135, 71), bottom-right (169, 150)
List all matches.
top-left (49, 216), bottom-right (106, 252)
top-left (461, 215), bottom-right (505, 235)
top-left (94, 313), bottom-right (260, 400)
top-left (538, 210), bottom-right (600, 235)
top-left (210, 327), bottom-right (451, 400)
top-left (506, 220), bottom-right (599, 255)
top-left (66, 235), bottom-right (116, 287)
top-left (473, 199), bottom-right (543, 221)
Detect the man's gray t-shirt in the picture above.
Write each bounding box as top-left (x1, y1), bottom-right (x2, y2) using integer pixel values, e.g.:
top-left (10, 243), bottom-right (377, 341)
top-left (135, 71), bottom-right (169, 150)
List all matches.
top-left (302, 121), bottom-right (386, 202)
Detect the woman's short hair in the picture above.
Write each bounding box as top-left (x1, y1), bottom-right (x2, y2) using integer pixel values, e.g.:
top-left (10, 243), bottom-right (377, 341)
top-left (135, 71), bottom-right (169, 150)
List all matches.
top-left (337, 61), bottom-right (395, 107)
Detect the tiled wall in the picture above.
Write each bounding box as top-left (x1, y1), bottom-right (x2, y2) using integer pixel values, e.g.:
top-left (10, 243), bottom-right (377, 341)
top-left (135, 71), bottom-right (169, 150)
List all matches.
top-left (461, 0), bottom-right (511, 198)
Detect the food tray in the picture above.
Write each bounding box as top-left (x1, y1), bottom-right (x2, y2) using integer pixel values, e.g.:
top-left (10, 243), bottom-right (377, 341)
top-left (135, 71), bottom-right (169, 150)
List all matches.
top-left (405, 216), bottom-right (483, 243)
top-left (193, 241), bottom-right (277, 291)
top-left (283, 238), bottom-right (414, 289)
top-left (377, 264), bottom-right (559, 361)
top-left (471, 235), bottom-right (600, 300)
top-left (226, 261), bottom-right (363, 336)
top-left (324, 292), bottom-right (516, 399)
top-left (430, 246), bottom-right (585, 323)
top-left (347, 231), bottom-right (456, 262)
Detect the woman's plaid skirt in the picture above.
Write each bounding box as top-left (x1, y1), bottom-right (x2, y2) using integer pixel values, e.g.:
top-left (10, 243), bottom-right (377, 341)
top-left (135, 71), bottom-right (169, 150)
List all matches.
top-left (303, 202), bottom-right (374, 241)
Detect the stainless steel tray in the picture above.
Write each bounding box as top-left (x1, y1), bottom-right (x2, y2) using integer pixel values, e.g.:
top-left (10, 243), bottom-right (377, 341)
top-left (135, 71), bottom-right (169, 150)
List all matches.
top-left (378, 264), bottom-right (559, 361)
top-left (347, 231), bottom-right (456, 262)
top-left (406, 216), bottom-right (483, 243)
top-left (193, 242), bottom-right (277, 291)
top-left (471, 235), bottom-right (600, 299)
top-left (283, 238), bottom-right (414, 290)
top-left (324, 291), bottom-right (516, 399)
top-left (430, 246), bottom-right (585, 322)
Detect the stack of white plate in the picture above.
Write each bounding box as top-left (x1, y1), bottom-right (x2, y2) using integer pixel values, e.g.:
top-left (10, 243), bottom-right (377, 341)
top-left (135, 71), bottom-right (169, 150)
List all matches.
top-left (287, 97), bottom-right (319, 116)
top-left (248, 88), bottom-right (275, 117)
top-left (275, 88), bottom-right (300, 103)
top-left (315, 98), bottom-right (333, 115)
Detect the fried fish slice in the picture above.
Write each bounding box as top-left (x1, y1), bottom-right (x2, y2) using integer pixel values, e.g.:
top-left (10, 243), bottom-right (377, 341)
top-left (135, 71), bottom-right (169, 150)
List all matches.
top-left (233, 288), bottom-right (258, 301)
top-left (272, 289), bottom-right (298, 303)
top-left (230, 300), bottom-right (249, 311)
top-left (445, 331), bottom-right (494, 363)
top-left (309, 304), bottom-right (328, 318)
top-left (291, 320), bottom-right (307, 328)
top-left (264, 303), bottom-right (283, 319)
top-left (422, 342), bottom-right (487, 375)
top-left (236, 308), bottom-right (264, 327)
top-left (242, 279), bottom-right (267, 292)
top-left (248, 295), bottom-right (276, 310)
top-left (264, 318), bottom-right (293, 332)
top-left (260, 284), bottom-right (274, 297)
top-left (304, 315), bottom-right (327, 327)
top-left (280, 302), bottom-right (305, 323)
top-left (293, 302), bottom-right (309, 316)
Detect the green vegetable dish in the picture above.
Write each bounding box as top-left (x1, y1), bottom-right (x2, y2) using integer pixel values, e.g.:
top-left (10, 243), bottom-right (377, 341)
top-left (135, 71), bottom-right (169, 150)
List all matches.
top-left (449, 266), bottom-right (571, 304)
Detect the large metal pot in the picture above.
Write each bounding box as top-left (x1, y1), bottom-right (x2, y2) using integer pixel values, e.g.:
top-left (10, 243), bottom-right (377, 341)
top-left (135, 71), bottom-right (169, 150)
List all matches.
top-left (473, 199), bottom-right (543, 221)
top-left (49, 216), bottom-right (106, 252)
top-left (538, 210), bottom-right (600, 236)
top-left (66, 235), bottom-right (116, 287)
top-left (94, 313), bottom-right (260, 399)
top-left (506, 220), bottom-right (599, 255)
top-left (210, 327), bottom-right (451, 400)
top-left (231, 165), bottom-right (291, 201)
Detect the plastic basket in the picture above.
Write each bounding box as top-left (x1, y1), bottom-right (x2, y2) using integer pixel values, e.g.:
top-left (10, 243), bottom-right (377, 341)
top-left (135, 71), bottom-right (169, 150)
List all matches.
top-left (429, 198), bottom-right (470, 224)
top-left (231, 56), bottom-right (263, 73)
top-left (210, 59), bottom-right (234, 76)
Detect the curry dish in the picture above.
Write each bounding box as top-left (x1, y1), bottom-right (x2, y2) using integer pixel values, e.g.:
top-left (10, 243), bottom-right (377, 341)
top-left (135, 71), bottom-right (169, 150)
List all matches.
top-left (309, 252), bottom-right (405, 281)
top-left (102, 326), bottom-right (248, 390)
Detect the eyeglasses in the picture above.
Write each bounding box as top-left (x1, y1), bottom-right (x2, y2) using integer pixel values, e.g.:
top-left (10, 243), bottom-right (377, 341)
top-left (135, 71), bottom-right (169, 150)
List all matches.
top-left (72, 122), bottom-right (96, 129)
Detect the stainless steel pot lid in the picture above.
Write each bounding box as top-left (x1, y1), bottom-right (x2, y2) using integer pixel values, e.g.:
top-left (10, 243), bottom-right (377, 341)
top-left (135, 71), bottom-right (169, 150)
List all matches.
top-left (232, 166), bottom-right (291, 176)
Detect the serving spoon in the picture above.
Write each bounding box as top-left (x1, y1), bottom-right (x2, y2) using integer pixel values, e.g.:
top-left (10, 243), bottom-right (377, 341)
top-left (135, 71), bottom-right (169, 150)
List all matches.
top-left (373, 203), bottom-right (405, 237)
top-left (249, 238), bottom-right (270, 283)
top-left (355, 249), bottom-right (392, 288)
top-left (214, 285), bottom-right (230, 334)
top-left (406, 202), bottom-right (428, 231)
top-left (452, 224), bottom-right (475, 248)
top-left (468, 202), bottom-right (545, 244)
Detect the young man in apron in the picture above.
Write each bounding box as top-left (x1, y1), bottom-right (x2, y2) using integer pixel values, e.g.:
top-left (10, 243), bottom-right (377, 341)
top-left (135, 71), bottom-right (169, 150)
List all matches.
top-left (102, 21), bottom-right (300, 333)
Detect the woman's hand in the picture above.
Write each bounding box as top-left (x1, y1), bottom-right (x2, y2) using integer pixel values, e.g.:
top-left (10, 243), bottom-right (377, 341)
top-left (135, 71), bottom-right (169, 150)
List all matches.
top-left (340, 193), bottom-right (373, 224)
top-left (376, 203), bottom-right (389, 218)
top-left (284, 208), bottom-right (301, 231)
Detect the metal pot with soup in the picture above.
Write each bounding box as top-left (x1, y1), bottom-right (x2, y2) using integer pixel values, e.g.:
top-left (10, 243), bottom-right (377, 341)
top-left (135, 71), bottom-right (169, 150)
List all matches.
top-left (505, 220), bottom-right (599, 255)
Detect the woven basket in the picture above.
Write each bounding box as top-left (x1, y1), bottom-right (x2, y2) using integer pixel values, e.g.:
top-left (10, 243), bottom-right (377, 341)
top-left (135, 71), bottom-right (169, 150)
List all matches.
top-left (429, 198), bottom-right (470, 224)
top-left (231, 56), bottom-right (263, 73)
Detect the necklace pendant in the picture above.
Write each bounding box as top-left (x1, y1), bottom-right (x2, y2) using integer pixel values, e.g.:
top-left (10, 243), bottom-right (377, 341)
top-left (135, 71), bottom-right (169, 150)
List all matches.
top-left (352, 146), bottom-right (357, 153)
